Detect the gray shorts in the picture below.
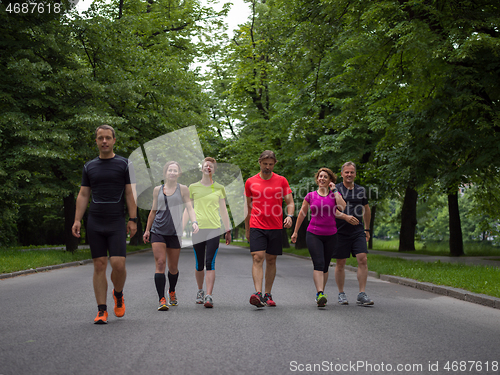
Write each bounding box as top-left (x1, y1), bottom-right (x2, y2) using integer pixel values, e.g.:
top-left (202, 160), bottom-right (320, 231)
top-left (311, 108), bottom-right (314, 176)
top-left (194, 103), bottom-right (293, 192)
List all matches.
top-left (332, 232), bottom-right (368, 259)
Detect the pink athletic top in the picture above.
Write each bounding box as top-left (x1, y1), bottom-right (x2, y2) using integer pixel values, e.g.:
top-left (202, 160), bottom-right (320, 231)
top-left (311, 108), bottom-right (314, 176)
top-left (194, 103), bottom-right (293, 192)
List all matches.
top-left (304, 191), bottom-right (338, 236)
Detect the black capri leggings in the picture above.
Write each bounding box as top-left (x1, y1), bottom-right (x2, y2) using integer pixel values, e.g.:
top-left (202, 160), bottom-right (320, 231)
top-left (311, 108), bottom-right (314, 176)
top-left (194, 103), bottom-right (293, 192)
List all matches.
top-left (306, 231), bottom-right (337, 273)
top-left (192, 229), bottom-right (221, 271)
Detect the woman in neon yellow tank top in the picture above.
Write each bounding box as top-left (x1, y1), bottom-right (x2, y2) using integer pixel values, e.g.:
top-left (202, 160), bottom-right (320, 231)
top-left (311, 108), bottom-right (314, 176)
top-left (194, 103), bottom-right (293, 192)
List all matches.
top-left (185, 157), bottom-right (231, 308)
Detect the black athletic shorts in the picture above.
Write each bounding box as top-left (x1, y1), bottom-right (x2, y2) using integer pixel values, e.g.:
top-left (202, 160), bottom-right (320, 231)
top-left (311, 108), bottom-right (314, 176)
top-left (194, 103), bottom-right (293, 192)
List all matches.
top-left (150, 232), bottom-right (181, 249)
top-left (333, 231), bottom-right (368, 259)
top-left (249, 228), bottom-right (283, 255)
top-left (87, 214), bottom-right (127, 259)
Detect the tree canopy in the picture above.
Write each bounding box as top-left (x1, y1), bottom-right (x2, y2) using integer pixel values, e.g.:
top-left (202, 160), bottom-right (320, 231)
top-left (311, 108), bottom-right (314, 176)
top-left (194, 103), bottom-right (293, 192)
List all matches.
top-left (1, 0), bottom-right (499, 254)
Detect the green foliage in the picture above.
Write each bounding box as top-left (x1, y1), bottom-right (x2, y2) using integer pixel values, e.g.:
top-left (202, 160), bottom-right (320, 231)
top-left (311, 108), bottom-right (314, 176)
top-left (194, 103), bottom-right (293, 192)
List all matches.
top-left (0, 0), bottom-right (224, 246)
top-left (345, 254), bottom-right (500, 298)
top-left (206, 0), bottom-right (500, 254)
top-left (2, 0), bottom-right (500, 251)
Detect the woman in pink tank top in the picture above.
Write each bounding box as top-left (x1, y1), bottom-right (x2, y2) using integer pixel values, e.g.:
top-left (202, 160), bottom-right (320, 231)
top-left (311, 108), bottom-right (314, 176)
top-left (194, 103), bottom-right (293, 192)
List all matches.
top-left (291, 168), bottom-right (346, 307)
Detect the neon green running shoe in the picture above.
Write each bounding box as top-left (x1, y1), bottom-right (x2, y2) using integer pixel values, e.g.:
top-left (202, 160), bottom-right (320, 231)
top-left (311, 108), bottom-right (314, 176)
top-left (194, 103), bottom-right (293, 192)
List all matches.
top-left (316, 292), bottom-right (327, 307)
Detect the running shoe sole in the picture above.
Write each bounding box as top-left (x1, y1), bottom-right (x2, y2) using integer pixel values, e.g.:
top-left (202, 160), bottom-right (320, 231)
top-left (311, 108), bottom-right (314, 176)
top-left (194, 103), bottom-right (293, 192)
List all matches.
top-left (204, 300), bottom-right (213, 308)
top-left (249, 294), bottom-right (265, 308)
top-left (357, 300), bottom-right (374, 306)
top-left (317, 296), bottom-right (327, 307)
top-left (158, 304), bottom-right (169, 311)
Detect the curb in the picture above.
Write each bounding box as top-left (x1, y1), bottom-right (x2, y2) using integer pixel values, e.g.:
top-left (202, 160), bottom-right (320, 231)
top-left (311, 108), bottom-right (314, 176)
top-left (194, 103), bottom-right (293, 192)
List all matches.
top-left (341, 263), bottom-right (500, 309)
top-left (0, 248), bottom-right (152, 280)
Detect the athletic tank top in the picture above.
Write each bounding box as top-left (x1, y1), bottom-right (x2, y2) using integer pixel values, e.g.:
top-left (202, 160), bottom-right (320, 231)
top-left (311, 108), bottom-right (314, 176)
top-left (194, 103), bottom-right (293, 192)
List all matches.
top-left (150, 184), bottom-right (184, 236)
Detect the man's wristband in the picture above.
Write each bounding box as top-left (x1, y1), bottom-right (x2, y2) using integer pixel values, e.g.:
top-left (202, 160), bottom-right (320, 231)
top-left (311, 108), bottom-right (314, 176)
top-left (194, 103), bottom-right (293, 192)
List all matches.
top-left (364, 229), bottom-right (370, 232)
top-left (129, 217), bottom-right (137, 223)
top-left (286, 214), bottom-right (293, 218)
top-left (192, 221), bottom-right (198, 225)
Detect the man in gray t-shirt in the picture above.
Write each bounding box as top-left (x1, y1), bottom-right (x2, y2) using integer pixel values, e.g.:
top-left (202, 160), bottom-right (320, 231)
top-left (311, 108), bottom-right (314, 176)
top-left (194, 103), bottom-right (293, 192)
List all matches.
top-left (333, 161), bottom-right (374, 307)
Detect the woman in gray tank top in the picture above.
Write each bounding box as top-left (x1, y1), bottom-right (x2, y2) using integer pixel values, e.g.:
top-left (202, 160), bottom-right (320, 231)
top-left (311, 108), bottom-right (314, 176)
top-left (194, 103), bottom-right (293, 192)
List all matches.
top-left (144, 161), bottom-right (199, 311)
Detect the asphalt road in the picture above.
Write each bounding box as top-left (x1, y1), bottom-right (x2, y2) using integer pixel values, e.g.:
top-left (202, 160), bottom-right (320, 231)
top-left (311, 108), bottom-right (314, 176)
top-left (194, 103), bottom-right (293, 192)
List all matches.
top-left (1, 244), bottom-right (499, 375)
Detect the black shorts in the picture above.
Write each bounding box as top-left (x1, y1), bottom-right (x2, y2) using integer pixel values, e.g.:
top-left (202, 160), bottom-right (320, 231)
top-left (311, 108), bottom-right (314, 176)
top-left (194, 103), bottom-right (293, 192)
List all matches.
top-left (249, 228), bottom-right (283, 255)
top-left (333, 231), bottom-right (368, 259)
top-left (87, 215), bottom-right (127, 259)
top-left (151, 232), bottom-right (181, 248)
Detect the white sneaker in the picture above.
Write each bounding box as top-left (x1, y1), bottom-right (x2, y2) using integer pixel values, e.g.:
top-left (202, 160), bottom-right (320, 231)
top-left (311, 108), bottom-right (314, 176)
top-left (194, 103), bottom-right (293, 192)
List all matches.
top-left (204, 294), bottom-right (213, 308)
top-left (196, 289), bottom-right (204, 304)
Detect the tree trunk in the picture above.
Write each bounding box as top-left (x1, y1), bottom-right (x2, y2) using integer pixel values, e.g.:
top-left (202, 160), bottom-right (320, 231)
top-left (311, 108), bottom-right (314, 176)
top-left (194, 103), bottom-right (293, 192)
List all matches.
top-left (399, 185), bottom-right (418, 251)
top-left (282, 223), bottom-right (290, 248)
top-left (64, 193), bottom-right (79, 252)
top-left (292, 216), bottom-right (309, 250)
top-left (368, 204), bottom-right (376, 250)
top-left (118, 0), bottom-right (124, 18)
top-left (448, 192), bottom-right (464, 256)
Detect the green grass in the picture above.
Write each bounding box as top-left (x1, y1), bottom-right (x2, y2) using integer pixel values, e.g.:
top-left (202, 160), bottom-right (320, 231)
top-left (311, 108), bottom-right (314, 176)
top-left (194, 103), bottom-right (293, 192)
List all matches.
top-left (229, 241), bottom-right (500, 298)
top-left (344, 255), bottom-right (500, 298)
top-left (0, 244), bottom-right (151, 274)
top-left (228, 239), bottom-right (250, 248)
top-left (371, 238), bottom-right (500, 257)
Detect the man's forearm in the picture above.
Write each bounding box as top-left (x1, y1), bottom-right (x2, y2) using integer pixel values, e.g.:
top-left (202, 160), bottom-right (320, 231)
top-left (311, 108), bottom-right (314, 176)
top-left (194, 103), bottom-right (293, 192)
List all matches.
top-left (74, 194), bottom-right (88, 222)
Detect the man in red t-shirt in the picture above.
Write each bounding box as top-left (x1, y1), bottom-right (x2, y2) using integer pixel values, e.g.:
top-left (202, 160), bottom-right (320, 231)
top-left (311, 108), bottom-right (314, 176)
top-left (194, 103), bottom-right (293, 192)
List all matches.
top-left (245, 150), bottom-right (294, 307)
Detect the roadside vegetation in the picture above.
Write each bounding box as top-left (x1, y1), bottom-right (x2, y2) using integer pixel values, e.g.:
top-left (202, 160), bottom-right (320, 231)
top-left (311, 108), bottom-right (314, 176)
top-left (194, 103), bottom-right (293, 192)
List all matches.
top-left (230, 239), bottom-right (500, 298)
top-left (0, 245), bottom-right (151, 274)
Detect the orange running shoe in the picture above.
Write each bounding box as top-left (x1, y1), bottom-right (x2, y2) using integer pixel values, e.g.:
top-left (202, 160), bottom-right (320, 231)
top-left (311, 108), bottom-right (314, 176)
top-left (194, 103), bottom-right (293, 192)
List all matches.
top-left (113, 289), bottom-right (125, 317)
top-left (169, 291), bottom-right (178, 306)
top-left (158, 297), bottom-right (169, 311)
top-left (94, 310), bottom-right (108, 324)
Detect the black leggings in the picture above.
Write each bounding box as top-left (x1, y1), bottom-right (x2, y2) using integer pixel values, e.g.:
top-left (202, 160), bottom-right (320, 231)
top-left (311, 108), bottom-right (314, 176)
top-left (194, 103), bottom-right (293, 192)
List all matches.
top-left (306, 232), bottom-right (337, 273)
top-left (193, 229), bottom-right (221, 271)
